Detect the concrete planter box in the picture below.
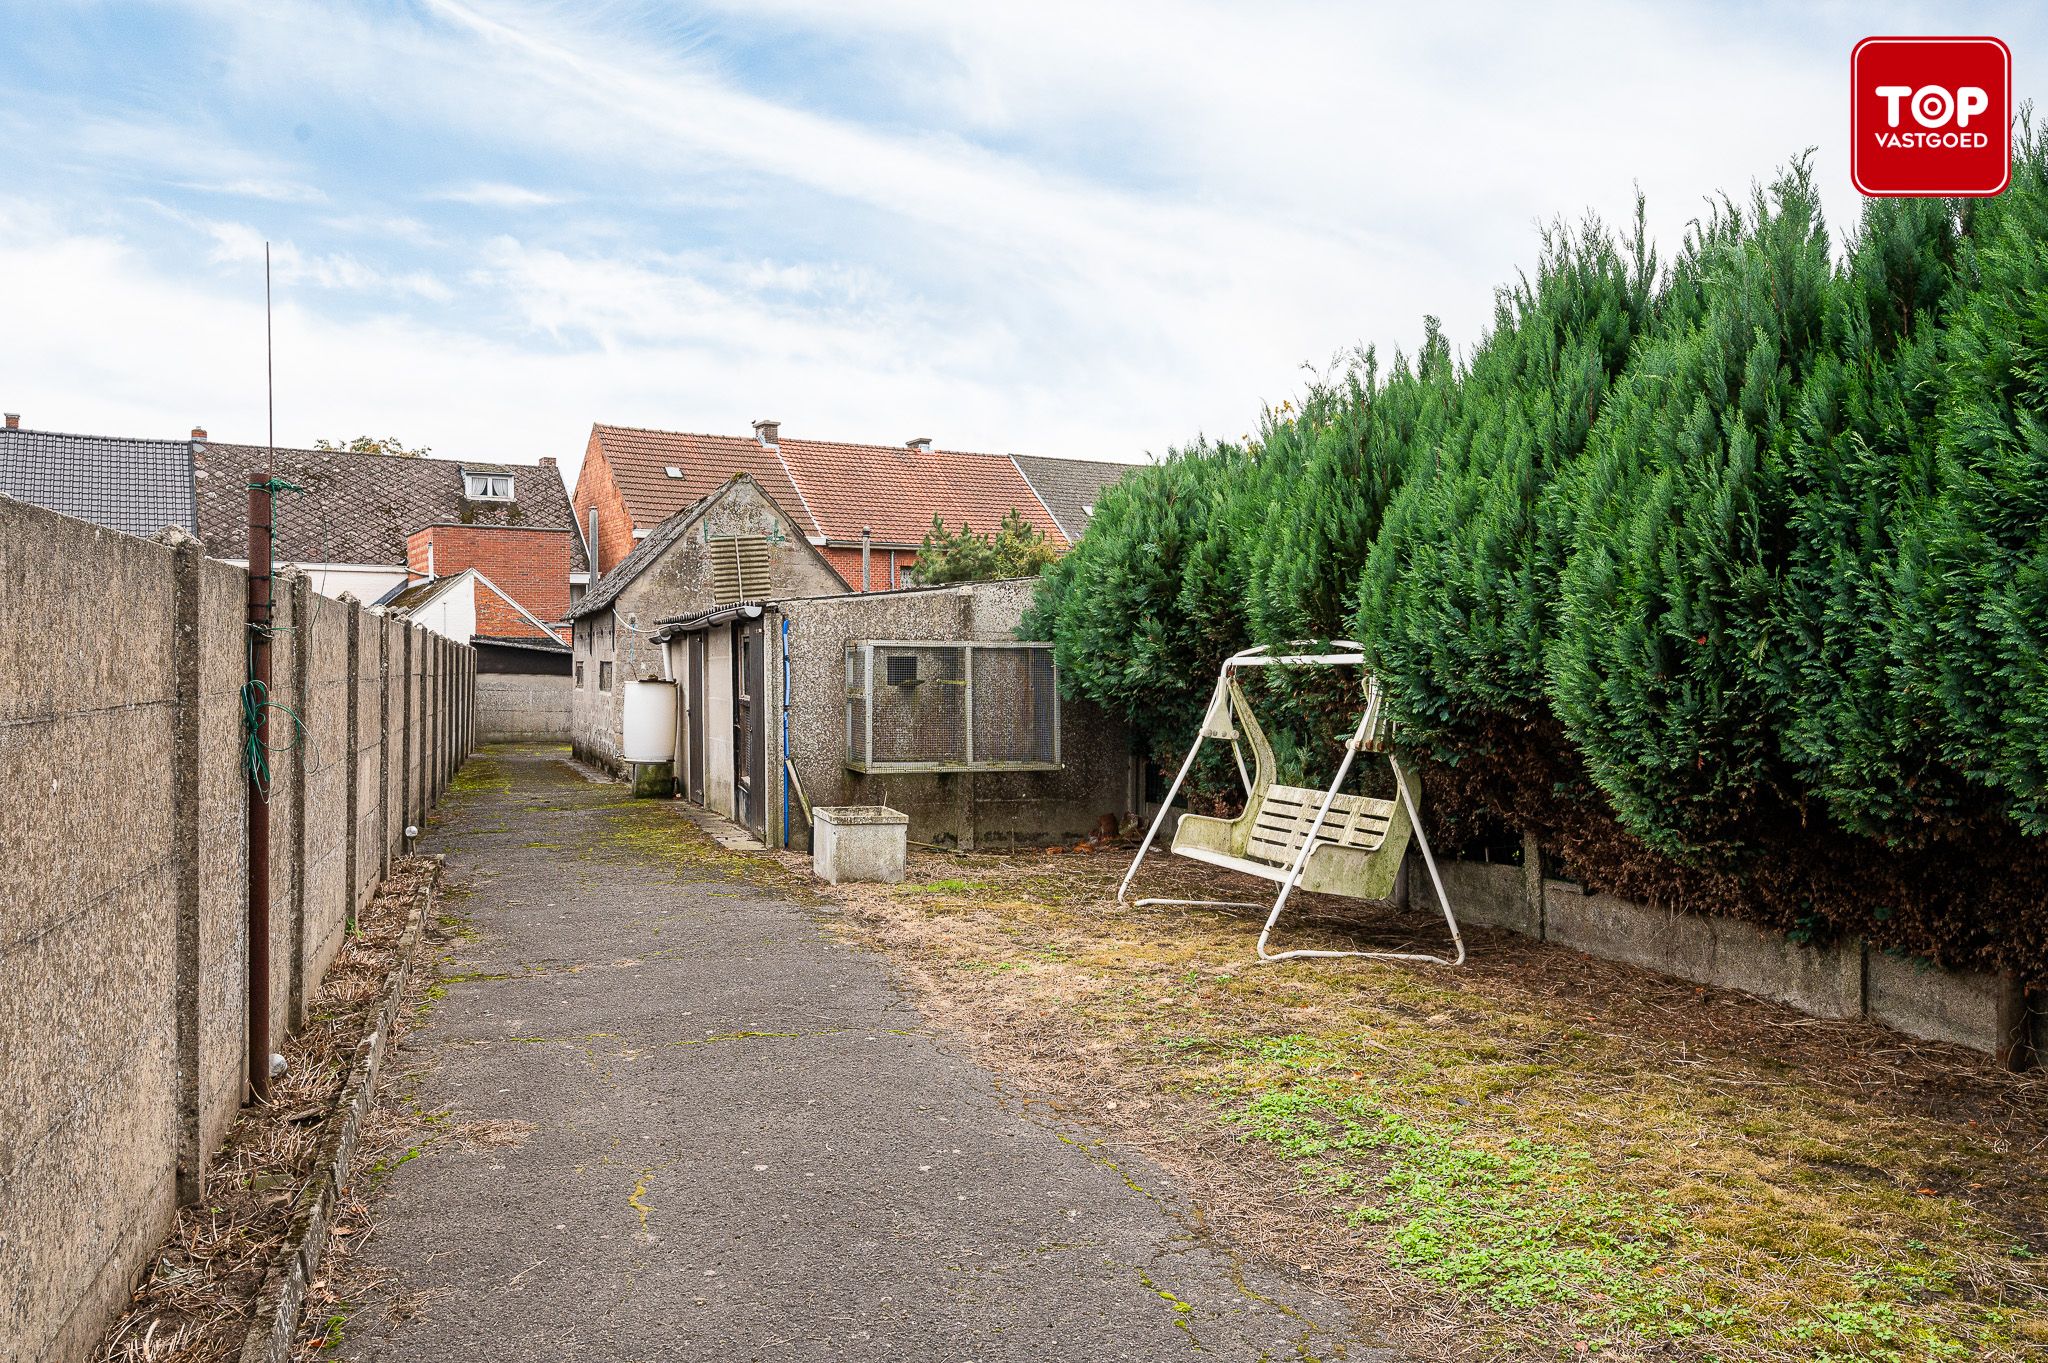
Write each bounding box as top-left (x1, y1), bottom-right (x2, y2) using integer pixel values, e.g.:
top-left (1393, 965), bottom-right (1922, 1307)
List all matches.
top-left (813, 806), bottom-right (909, 884)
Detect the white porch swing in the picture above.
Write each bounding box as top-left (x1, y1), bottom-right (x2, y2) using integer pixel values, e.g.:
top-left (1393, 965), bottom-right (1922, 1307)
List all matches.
top-left (1118, 642), bottom-right (1464, 966)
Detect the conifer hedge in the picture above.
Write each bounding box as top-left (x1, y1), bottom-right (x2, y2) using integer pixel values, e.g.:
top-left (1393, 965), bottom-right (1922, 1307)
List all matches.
top-left (1026, 135), bottom-right (2048, 983)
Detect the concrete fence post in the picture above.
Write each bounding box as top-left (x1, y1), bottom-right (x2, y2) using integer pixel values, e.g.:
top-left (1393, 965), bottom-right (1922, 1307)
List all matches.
top-left (162, 528), bottom-right (205, 1204)
top-left (400, 625), bottom-right (414, 837)
top-left (1995, 973), bottom-right (2035, 1072)
top-left (428, 638), bottom-right (440, 798)
top-left (287, 571), bottom-right (312, 1024)
top-left (377, 615), bottom-right (391, 874)
top-left (1521, 830), bottom-right (1547, 940)
top-left (343, 600), bottom-right (361, 929)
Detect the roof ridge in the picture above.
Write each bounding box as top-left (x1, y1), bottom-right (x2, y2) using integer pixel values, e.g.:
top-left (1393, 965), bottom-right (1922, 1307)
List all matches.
top-left (203, 442), bottom-right (537, 470)
top-left (1006, 452), bottom-right (1070, 549)
top-left (593, 421), bottom-right (1025, 463)
top-left (2, 426), bottom-right (189, 449)
top-left (770, 445), bottom-right (826, 538)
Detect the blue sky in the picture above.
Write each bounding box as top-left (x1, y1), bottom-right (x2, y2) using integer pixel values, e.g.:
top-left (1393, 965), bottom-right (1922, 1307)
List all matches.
top-left (3, 1), bottom-right (2044, 489)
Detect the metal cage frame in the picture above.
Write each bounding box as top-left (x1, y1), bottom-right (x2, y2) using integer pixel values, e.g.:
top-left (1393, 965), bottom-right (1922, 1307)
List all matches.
top-left (844, 639), bottom-right (1063, 774)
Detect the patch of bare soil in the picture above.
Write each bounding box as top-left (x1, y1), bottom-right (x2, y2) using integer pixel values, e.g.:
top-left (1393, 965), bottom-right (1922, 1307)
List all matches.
top-left (91, 857), bottom-right (440, 1363)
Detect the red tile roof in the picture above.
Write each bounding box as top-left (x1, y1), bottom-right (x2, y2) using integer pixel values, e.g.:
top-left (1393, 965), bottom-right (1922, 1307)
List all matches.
top-left (588, 425), bottom-right (1068, 550)
top-left (589, 424), bottom-right (819, 537)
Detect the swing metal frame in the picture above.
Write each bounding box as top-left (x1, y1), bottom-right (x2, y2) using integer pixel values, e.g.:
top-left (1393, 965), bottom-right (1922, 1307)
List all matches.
top-left (1117, 642), bottom-right (1465, 966)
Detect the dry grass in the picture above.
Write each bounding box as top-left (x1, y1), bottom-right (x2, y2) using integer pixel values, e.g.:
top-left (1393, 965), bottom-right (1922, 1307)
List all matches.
top-left (774, 840), bottom-right (2048, 1362)
top-left (91, 858), bottom-right (440, 1363)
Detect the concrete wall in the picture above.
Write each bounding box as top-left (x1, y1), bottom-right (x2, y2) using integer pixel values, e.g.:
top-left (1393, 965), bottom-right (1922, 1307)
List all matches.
top-left (1427, 842), bottom-right (2043, 1066)
top-left (571, 478), bottom-right (844, 775)
top-left (772, 578), bottom-right (1131, 852)
top-left (477, 671), bottom-right (572, 742)
top-left (0, 495), bottom-right (473, 1363)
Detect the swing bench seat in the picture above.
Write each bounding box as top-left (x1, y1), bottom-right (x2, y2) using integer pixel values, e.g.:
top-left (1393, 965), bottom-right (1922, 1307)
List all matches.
top-left (1171, 782), bottom-right (1411, 902)
top-left (1119, 643), bottom-right (1461, 966)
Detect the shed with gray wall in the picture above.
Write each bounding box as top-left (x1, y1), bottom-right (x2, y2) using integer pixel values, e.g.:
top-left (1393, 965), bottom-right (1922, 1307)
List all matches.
top-left (569, 476), bottom-right (843, 776)
top-left (764, 578), bottom-right (1131, 852)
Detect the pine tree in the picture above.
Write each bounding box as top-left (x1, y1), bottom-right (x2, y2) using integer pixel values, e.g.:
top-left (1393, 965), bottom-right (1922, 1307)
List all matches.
top-left (912, 509), bottom-right (1060, 584)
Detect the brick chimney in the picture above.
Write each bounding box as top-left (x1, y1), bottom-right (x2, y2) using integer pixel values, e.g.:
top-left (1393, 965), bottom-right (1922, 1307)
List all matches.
top-left (3, 414), bottom-right (18, 430)
top-left (190, 425), bottom-right (207, 441)
top-left (753, 418), bottom-right (780, 449)
top-left (906, 435), bottom-right (933, 454)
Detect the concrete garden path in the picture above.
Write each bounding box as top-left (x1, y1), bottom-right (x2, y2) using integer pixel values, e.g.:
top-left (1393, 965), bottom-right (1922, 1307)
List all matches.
top-left (337, 744), bottom-right (1389, 1362)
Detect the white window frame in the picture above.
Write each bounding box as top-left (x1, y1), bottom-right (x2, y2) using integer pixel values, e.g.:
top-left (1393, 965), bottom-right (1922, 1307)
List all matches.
top-left (465, 473), bottom-right (515, 501)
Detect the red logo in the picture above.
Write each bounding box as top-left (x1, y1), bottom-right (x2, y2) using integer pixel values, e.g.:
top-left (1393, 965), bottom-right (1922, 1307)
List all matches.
top-left (1852, 37), bottom-right (2011, 196)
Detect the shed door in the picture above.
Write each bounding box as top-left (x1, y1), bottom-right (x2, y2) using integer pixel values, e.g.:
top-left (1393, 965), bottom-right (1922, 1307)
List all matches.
top-left (734, 619), bottom-right (766, 837)
top-left (686, 632), bottom-right (706, 805)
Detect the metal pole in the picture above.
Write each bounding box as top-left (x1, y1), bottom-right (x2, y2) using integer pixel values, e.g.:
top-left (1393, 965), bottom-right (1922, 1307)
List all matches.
top-left (246, 242), bottom-right (275, 1102)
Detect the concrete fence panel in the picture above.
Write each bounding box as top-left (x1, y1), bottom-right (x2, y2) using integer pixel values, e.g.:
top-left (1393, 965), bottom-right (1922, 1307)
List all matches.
top-left (0, 495), bottom-right (474, 1363)
top-left (0, 503), bottom-right (183, 1363)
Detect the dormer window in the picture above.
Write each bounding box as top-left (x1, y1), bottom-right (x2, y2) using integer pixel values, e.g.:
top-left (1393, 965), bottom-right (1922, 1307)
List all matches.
top-left (465, 473), bottom-right (514, 500)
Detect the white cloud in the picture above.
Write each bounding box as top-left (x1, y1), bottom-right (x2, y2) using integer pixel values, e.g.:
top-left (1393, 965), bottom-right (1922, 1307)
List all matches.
top-left (64, 113), bottom-right (327, 204)
top-left (429, 181), bottom-right (569, 208)
top-left (196, 218), bottom-right (454, 302)
top-left (9, 0), bottom-right (2048, 488)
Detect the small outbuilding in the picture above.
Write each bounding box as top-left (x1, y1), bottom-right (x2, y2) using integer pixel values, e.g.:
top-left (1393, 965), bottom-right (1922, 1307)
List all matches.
top-left (653, 578), bottom-right (1133, 851)
top-left (565, 473), bottom-right (846, 775)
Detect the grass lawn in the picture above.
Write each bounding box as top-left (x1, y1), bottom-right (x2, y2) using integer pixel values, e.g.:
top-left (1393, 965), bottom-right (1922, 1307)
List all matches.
top-left (767, 840), bottom-right (2048, 1362)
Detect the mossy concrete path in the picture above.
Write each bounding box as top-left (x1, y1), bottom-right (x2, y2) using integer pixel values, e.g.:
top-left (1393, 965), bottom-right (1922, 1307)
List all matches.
top-left (337, 745), bottom-right (1387, 1361)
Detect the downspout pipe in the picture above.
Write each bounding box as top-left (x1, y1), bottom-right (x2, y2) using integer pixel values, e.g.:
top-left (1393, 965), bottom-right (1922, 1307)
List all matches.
top-left (861, 526), bottom-right (871, 592)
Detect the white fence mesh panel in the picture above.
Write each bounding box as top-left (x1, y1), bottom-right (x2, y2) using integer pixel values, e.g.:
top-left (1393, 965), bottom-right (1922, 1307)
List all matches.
top-left (845, 642), bottom-right (1060, 771)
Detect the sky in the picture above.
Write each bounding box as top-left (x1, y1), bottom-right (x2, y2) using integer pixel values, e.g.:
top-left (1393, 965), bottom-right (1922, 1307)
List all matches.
top-left (3, 1), bottom-right (2044, 493)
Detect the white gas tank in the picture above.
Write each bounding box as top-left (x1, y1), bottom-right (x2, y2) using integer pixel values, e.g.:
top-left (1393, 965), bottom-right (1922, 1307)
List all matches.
top-left (621, 679), bottom-right (678, 763)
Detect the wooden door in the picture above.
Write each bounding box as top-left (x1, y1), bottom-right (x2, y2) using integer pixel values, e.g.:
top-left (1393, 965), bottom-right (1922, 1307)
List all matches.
top-left (686, 632), bottom-right (706, 804)
top-left (734, 620), bottom-right (766, 837)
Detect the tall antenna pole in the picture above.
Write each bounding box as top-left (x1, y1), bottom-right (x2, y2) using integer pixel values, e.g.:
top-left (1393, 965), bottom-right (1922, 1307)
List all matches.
top-left (246, 243), bottom-right (276, 1102)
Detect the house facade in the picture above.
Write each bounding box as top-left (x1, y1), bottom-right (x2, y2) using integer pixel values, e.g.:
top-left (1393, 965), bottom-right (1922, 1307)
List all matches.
top-left (570, 420), bottom-right (1079, 590)
top-left (566, 474), bottom-right (846, 775)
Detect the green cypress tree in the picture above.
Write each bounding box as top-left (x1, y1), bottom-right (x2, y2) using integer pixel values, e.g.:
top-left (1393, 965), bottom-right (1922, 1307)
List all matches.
top-left (1548, 162), bottom-right (1832, 856)
top-left (1919, 130), bottom-right (2048, 832)
top-left (1358, 211), bottom-right (1654, 756)
top-left (1251, 337), bottom-right (1452, 647)
top-left (1022, 441), bottom-right (1256, 750)
top-left (1773, 194), bottom-right (1961, 840)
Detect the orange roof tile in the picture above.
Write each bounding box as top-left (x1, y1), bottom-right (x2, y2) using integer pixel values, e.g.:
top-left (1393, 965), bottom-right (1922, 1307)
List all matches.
top-left (777, 438), bottom-right (1065, 548)
top-left (587, 425), bottom-right (1068, 550)
top-left (590, 424), bottom-right (819, 536)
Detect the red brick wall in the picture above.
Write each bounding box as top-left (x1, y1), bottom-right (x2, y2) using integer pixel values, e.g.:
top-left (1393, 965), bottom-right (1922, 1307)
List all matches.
top-left (405, 525), bottom-right (571, 629)
top-left (818, 545), bottom-right (919, 591)
top-left (473, 576), bottom-right (553, 640)
top-left (570, 430), bottom-right (639, 574)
